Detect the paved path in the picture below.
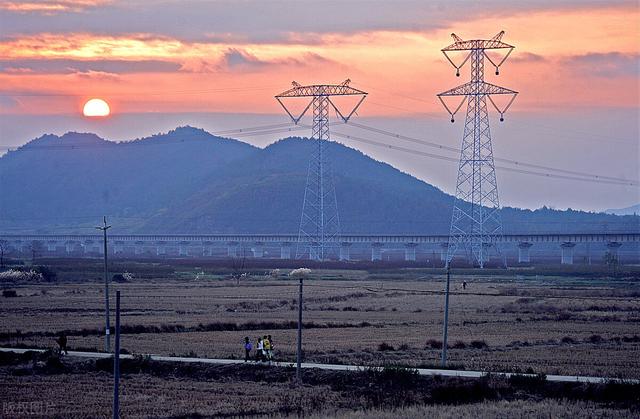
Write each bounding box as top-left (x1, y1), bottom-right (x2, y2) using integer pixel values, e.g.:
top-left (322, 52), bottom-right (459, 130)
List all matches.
top-left (1, 347), bottom-right (635, 384)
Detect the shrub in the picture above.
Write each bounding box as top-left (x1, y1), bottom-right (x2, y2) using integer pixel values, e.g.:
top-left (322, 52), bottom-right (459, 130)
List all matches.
top-left (289, 268), bottom-right (311, 278)
top-left (0, 266), bottom-right (56, 282)
top-left (398, 343), bottom-right (410, 351)
top-left (587, 334), bottom-right (603, 344)
top-left (378, 342), bottom-right (395, 351)
top-left (112, 274), bottom-right (127, 283)
top-left (469, 340), bottom-right (488, 349)
top-left (34, 265), bottom-right (57, 282)
top-left (561, 336), bottom-right (576, 344)
top-left (425, 339), bottom-right (442, 349)
top-left (0, 269), bottom-right (42, 281)
top-left (2, 289), bottom-right (17, 298)
top-left (452, 341), bottom-right (467, 349)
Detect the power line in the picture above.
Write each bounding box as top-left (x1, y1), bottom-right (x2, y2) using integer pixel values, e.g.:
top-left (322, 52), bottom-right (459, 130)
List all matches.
top-left (346, 121), bottom-right (636, 184)
top-left (331, 131), bottom-right (637, 186)
top-left (362, 85), bottom-right (637, 145)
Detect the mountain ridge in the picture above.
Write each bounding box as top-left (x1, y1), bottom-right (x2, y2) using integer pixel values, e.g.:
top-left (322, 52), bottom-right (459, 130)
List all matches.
top-left (0, 127), bottom-right (637, 235)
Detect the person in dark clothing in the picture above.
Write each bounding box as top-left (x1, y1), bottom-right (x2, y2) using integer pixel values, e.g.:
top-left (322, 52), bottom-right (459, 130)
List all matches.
top-left (243, 337), bottom-right (253, 362)
top-left (56, 333), bottom-right (68, 355)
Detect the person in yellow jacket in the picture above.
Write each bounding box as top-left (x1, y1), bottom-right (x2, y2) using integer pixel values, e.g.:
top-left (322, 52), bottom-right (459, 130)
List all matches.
top-left (263, 335), bottom-right (272, 363)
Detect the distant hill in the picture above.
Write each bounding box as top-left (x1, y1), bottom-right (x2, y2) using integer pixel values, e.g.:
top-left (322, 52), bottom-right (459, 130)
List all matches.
top-left (606, 204), bottom-right (640, 216)
top-left (0, 127), bottom-right (637, 234)
top-left (0, 127), bottom-right (256, 232)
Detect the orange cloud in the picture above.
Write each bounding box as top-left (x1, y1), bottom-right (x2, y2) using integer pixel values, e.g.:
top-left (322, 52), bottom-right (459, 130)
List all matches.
top-left (0, 4), bottom-right (637, 116)
top-left (0, 0), bottom-right (110, 13)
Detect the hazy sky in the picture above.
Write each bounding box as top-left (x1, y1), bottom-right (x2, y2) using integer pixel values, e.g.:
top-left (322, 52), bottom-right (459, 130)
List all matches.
top-left (0, 0), bottom-right (638, 212)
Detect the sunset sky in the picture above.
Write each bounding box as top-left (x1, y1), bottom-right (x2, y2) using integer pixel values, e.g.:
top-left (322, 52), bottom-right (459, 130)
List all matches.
top-left (0, 0), bottom-right (638, 212)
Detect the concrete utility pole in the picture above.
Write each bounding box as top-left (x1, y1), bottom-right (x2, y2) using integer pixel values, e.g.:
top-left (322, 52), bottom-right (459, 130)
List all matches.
top-left (96, 216), bottom-right (112, 352)
top-left (296, 276), bottom-right (303, 383)
top-left (441, 265), bottom-right (451, 367)
top-left (113, 290), bottom-right (121, 419)
top-left (0, 240), bottom-right (5, 269)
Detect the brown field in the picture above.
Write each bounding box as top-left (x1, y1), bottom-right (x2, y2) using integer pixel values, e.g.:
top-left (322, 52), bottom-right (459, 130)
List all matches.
top-left (2, 267), bottom-right (639, 378)
top-left (1, 264), bottom-right (639, 418)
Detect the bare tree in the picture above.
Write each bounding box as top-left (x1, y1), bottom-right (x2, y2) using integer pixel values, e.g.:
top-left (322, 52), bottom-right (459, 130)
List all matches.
top-left (230, 247), bottom-right (248, 285)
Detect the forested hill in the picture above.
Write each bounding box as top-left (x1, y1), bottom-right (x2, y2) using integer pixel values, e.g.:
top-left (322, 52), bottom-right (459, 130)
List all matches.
top-left (0, 126), bottom-right (637, 234)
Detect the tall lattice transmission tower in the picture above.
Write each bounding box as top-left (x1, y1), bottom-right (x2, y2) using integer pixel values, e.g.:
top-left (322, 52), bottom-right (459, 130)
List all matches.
top-left (276, 80), bottom-right (367, 260)
top-left (437, 31), bottom-right (518, 268)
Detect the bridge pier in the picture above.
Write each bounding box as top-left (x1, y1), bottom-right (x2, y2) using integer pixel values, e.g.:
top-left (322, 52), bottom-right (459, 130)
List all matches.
top-left (339, 242), bottom-right (352, 261)
top-left (252, 242), bottom-right (264, 258)
top-left (371, 243), bottom-right (383, 261)
top-left (606, 241), bottom-right (622, 259)
top-left (227, 242), bottom-right (239, 258)
top-left (156, 242), bottom-right (167, 256)
top-left (440, 243), bottom-right (449, 262)
top-left (606, 242), bottom-right (623, 266)
top-left (178, 241), bottom-right (190, 257)
top-left (280, 242), bottom-right (291, 260)
top-left (517, 242), bottom-right (533, 263)
top-left (560, 242), bottom-right (576, 265)
top-left (404, 243), bottom-right (418, 261)
top-left (134, 241), bottom-right (145, 256)
top-left (196, 245), bottom-right (204, 257)
top-left (113, 241), bottom-right (125, 255)
top-left (203, 242), bottom-right (214, 257)
top-left (47, 241), bottom-right (57, 252)
top-left (65, 241), bottom-right (75, 254)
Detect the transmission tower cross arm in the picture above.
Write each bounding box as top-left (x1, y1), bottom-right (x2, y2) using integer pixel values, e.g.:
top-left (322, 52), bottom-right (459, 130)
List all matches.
top-left (437, 81), bottom-right (518, 97)
top-left (437, 82), bottom-right (517, 122)
top-left (442, 31), bottom-right (515, 76)
top-left (275, 80), bottom-right (367, 98)
top-left (442, 31), bottom-right (514, 51)
top-left (275, 80), bottom-right (368, 124)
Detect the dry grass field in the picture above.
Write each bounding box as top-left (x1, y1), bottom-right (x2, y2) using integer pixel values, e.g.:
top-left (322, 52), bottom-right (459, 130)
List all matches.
top-left (1, 262), bottom-right (639, 417)
top-left (1, 351), bottom-right (638, 418)
top-left (1, 265), bottom-right (639, 378)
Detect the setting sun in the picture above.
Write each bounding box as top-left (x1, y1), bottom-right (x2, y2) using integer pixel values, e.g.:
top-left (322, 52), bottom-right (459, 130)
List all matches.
top-left (82, 98), bottom-right (110, 117)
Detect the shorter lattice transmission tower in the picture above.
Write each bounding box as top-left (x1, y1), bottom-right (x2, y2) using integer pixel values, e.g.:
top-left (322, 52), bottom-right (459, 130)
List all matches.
top-left (437, 31), bottom-right (518, 268)
top-left (276, 80), bottom-right (367, 260)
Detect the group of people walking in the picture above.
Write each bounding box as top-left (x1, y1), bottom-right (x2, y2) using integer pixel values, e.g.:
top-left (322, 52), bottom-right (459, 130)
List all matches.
top-left (244, 335), bottom-right (274, 363)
